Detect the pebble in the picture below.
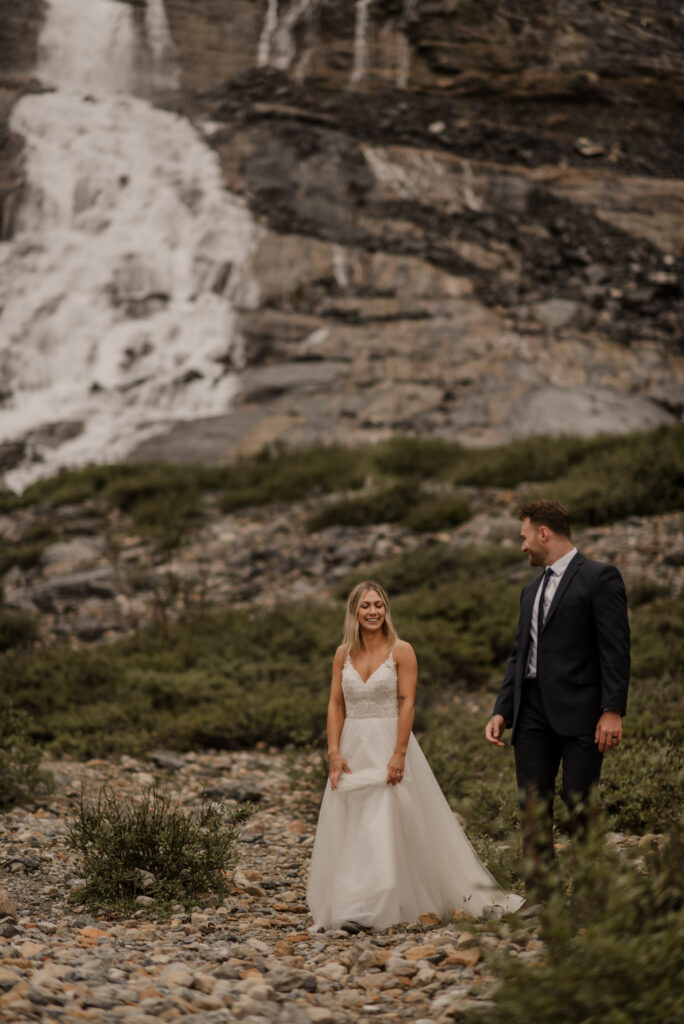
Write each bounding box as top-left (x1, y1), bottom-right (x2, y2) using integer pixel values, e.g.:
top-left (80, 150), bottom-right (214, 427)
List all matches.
top-left (0, 749), bottom-right (535, 1023)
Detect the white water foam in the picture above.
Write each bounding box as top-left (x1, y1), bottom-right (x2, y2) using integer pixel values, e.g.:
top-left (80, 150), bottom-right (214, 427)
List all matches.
top-left (258, 0), bottom-right (320, 72)
top-left (145, 0), bottom-right (181, 92)
top-left (0, 0), bottom-right (261, 490)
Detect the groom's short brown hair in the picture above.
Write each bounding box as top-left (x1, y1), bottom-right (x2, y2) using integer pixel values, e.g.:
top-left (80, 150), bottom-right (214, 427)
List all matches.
top-left (518, 500), bottom-right (571, 538)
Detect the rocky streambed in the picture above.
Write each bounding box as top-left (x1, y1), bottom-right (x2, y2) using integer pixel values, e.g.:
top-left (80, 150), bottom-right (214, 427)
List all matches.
top-left (0, 745), bottom-right (658, 1024)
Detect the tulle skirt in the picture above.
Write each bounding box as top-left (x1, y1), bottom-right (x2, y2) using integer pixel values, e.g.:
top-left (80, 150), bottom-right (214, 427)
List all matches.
top-left (307, 716), bottom-right (524, 929)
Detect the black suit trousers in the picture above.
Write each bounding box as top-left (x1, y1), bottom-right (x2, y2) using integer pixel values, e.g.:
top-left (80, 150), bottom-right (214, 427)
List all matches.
top-left (514, 679), bottom-right (603, 870)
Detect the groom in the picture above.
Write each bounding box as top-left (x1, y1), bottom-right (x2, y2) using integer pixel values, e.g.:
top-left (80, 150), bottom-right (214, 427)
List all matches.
top-left (485, 500), bottom-right (630, 886)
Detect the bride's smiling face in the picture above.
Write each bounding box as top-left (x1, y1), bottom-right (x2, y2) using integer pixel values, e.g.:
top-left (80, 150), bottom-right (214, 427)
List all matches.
top-left (357, 589), bottom-right (386, 633)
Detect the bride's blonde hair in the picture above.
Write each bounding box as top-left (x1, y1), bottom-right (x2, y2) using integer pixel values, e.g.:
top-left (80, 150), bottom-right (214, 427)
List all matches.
top-left (342, 580), bottom-right (398, 655)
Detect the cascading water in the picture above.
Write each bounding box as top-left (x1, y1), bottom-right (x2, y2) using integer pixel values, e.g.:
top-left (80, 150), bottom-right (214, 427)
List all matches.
top-left (257, 0), bottom-right (320, 77)
top-left (350, 0), bottom-right (373, 89)
top-left (0, 0), bottom-right (260, 490)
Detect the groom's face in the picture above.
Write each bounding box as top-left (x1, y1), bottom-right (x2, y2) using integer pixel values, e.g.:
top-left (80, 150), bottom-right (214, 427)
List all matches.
top-left (520, 518), bottom-right (546, 566)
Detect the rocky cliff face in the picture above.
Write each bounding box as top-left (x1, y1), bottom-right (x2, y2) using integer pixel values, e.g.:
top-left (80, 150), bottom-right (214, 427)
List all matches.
top-left (136, 0), bottom-right (684, 459)
top-left (1, 0), bottom-right (683, 471)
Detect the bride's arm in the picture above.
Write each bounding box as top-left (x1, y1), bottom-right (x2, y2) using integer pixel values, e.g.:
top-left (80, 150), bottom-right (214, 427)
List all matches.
top-left (388, 641), bottom-right (418, 785)
top-left (328, 645), bottom-right (351, 790)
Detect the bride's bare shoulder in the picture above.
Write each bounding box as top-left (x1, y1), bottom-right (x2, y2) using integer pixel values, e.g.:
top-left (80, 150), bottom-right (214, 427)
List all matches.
top-left (393, 639), bottom-right (416, 663)
top-left (333, 644), bottom-right (347, 666)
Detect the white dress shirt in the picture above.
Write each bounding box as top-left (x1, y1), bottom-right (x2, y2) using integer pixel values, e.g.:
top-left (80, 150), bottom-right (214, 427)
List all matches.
top-left (526, 547), bottom-right (578, 678)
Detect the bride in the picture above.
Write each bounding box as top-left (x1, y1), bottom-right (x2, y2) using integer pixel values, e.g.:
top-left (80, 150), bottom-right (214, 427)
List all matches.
top-left (307, 580), bottom-right (524, 930)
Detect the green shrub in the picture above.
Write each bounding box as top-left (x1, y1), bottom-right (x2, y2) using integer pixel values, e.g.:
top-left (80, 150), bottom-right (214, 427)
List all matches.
top-left (66, 786), bottom-right (253, 915)
top-left (336, 542), bottom-right (522, 598)
top-left (372, 436), bottom-right (461, 479)
top-left (0, 528), bottom-right (58, 574)
top-left (220, 443), bottom-right (366, 511)
top-left (629, 596), bottom-right (684, 687)
top-left (451, 434), bottom-right (612, 487)
top-left (404, 495), bottom-right (473, 532)
top-left (0, 695), bottom-right (53, 807)
top-left (0, 607), bottom-right (38, 651)
top-left (471, 821), bottom-right (684, 1024)
top-left (306, 480), bottom-right (420, 531)
top-left (600, 738), bottom-right (684, 834)
top-left (531, 424), bottom-right (684, 526)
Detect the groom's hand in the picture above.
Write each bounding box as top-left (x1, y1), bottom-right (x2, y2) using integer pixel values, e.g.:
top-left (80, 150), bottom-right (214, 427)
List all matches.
top-left (485, 715), bottom-right (506, 747)
top-left (329, 755), bottom-right (351, 791)
top-left (595, 711), bottom-right (622, 753)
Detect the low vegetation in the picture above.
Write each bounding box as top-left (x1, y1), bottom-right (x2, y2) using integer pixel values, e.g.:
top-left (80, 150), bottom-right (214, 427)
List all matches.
top-left (0, 695), bottom-right (53, 807)
top-left (471, 820), bottom-right (684, 1024)
top-left (0, 425), bottom-right (681, 840)
top-left (67, 786), bottom-right (252, 916)
top-left (0, 426), bottom-right (680, 556)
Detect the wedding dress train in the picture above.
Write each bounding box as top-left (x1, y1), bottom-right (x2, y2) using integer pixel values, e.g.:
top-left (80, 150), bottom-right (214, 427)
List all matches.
top-left (307, 649), bottom-right (524, 929)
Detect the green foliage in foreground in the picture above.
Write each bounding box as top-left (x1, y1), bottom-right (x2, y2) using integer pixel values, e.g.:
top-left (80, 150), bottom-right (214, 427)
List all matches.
top-left (67, 787), bottom-right (252, 916)
top-left (0, 695), bottom-right (53, 807)
top-left (471, 822), bottom-right (684, 1024)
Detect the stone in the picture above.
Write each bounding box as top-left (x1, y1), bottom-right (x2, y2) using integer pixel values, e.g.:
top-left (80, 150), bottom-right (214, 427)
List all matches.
top-left (443, 948), bottom-right (481, 968)
top-left (0, 890), bottom-right (17, 918)
top-left (160, 963), bottom-right (194, 988)
top-left (0, 967), bottom-right (22, 992)
top-left (418, 912), bottom-right (441, 927)
top-left (317, 963), bottom-right (347, 982)
top-left (403, 944), bottom-right (438, 962)
top-left (307, 1008), bottom-right (335, 1024)
top-left (147, 750), bottom-right (185, 772)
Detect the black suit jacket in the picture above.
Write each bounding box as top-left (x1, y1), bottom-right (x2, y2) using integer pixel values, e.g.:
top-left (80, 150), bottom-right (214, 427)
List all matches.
top-left (494, 552), bottom-right (630, 740)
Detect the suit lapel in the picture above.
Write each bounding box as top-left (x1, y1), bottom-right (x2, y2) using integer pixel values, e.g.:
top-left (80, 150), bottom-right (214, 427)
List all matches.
top-left (542, 552), bottom-right (584, 631)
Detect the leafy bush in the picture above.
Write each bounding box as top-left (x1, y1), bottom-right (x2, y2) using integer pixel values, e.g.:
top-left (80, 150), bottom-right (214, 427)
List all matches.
top-left (471, 821), bottom-right (684, 1024)
top-left (0, 695), bottom-right (53, 807)
top-left (372, 436), bottom-right (460, 479)
top-left (336, 541), bottom-right (522, 598)
top-left (0, 607), bottom-right (38, 651)
top-left (307, 483), bottom-right (475, 533)
top-left (529, 424), bottom-right (684, 526)
top-left (404, 495), bottom-right (473, 532)
top-left (0, 530), bottom-right (58, 574)
top-left (66, 786), bottom-right (252, 915)
top-left (600, 738), bottom-right (684, 834)
top-left (306, 480), bottom-right (421, 531)
top-left (220, 443), bottom-right (366, 511)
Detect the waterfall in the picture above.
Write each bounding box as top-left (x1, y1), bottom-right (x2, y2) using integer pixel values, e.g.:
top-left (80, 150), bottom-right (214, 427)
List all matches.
top-left (37, 0), bottom-right (138, 95)
top-left (350, 0), bottom-right (373, 89)
top-left (257, 0), bottom-right (279, 67)
top-left (257, 0), bottom-right (319, 72)
top-left (396, 0), bottom-right (417, 89)
top-left (144, 0), bottom-right (180, 92)
top-left (0, 0), bottom-right (260, 490)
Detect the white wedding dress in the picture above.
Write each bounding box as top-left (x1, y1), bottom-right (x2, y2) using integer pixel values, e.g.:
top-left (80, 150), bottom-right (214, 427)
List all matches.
top-left (307, 648), bottom-right (524, 929)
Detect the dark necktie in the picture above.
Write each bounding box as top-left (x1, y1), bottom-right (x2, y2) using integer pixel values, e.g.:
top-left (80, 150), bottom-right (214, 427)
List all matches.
top-left (537, 567), bottom-right (554, 638)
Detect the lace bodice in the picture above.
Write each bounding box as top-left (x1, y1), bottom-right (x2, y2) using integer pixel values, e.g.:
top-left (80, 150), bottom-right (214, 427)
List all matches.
top-left (342, 649), bottom-right (398, 719)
